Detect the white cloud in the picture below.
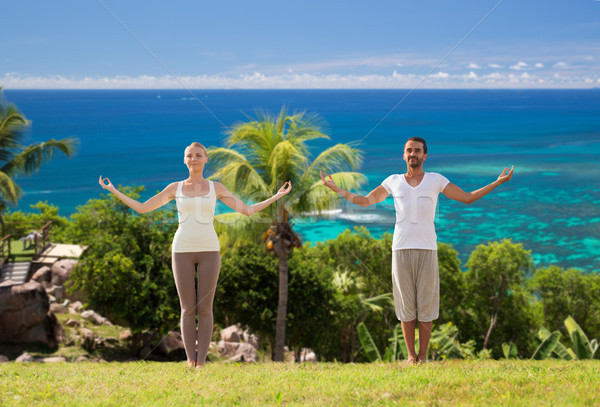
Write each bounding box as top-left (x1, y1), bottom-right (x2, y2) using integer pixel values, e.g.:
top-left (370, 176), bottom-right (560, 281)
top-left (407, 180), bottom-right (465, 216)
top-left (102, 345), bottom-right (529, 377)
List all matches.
top-left (534, 63), bottom-right (544, 68)
top-left (467, 63), bottom-right (481, 69)
top-left (510, 61), bottom-right (529, 70)
top-left (553, 62), bottom-right (569, 68)
top-left (2, 71), bottom-right (597, 90)
top-left (488, 64), bottom-right (503, 68)
top-left (431, 72), bottom-right (449, 79)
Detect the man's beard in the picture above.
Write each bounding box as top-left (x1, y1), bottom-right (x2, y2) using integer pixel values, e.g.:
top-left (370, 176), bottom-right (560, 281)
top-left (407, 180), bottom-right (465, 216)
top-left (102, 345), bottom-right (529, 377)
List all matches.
top-left (408, 157), bottom-right (422, 168)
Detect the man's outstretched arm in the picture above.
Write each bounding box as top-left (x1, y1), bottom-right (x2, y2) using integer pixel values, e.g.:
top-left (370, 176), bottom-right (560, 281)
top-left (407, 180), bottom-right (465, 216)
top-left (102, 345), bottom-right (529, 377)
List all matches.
top-left (320, 170), bottom-right (388, 207)
top-left (443, 166), bottom-right (514, 204)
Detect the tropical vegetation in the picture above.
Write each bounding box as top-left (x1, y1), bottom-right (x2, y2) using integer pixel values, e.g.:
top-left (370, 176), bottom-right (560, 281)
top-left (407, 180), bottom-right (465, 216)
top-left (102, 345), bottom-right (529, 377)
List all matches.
top-left (0, 88), bottom-right (77, 222)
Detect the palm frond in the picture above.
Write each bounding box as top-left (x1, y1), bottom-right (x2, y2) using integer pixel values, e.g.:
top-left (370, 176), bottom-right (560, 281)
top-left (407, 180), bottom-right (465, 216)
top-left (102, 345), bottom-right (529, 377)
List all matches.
top-left (306, 143), bottom-right (363, 175)
top-left (268, 140), bottom-right (308, 187)
top-left (0, 171), bottom-right (22, 206)
top-left (214, 212), bottom-right (274, 253)
top-left (285, 111), bottom-right (329, 145)
top-left (208, 151), bottom-right (270, 199)
top-left (0, 106), bottom-right (29, 163)
top-left (288, 172), bottom-right (368, 214)
top-left (1, 138), bottom-right (79, 177)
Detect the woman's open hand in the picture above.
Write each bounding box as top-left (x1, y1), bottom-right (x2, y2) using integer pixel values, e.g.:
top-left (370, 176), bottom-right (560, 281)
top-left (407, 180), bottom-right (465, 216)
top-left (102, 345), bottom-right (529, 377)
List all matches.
top-left (497, 166), bottom-right (514, 184)
top-left (320, 170), bottom-right (337, 190)
top-left (277, 181), bottom-right (292, 197)
top-left (99, 176), bottom-right (115, 191)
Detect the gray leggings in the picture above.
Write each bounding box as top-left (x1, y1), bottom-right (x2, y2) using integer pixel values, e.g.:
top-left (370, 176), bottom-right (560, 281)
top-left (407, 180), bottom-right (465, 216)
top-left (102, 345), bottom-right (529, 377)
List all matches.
top-left (171, 251), bottom-right (221, 363)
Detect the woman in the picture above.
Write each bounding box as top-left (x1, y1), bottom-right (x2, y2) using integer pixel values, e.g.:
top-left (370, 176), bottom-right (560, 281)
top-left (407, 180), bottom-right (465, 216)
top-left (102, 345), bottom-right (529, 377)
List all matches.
top-left (99, 142), bottom-right (291, 367)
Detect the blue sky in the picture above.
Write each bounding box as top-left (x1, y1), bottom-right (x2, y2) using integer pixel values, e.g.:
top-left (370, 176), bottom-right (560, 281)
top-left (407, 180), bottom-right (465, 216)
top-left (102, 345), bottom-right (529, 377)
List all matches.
top-left (2, 0), bottom-right (600, 88)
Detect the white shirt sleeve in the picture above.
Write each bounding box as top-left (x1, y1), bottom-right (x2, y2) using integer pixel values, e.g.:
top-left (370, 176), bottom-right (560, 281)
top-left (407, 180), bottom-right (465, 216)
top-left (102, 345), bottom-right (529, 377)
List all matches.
top-left (381, 174), bottom-right (395, 194)
top-left (437, 173), bottom-right (451, 192)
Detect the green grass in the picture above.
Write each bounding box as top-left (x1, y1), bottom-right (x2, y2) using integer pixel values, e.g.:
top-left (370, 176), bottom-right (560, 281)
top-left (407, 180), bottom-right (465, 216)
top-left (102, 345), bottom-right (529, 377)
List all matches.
top-left (1, 360), bottom-right (599, 406)
top-left (9, 240), bottom-right (35, 261)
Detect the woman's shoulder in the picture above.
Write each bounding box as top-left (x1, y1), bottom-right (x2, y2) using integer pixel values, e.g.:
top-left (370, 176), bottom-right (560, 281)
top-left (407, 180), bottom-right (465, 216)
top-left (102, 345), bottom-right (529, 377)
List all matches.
top-left (163, 181), bottom-right (180, 194)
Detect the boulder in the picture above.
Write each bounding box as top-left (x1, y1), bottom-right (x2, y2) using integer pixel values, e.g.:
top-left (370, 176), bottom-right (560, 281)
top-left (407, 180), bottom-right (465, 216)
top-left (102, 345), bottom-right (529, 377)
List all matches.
top-left (0, 355), bottom-right (9, 362)
top-left (81, 310), bottom-right (110, 325)
top-left (75, 355), bottom-right (90, 363)
top-left (16, 352), bottom-right (34, 362)
top-left (50, 302), bottom-right (68, 314)
top-left (70, 301), bottom-right (84, 313)
top-left (139, 345), bottom-right (153, 359)
top-left (51, 259), bottom-right (77, 286)
top-left (218, 340), bottom-right (257, 362)
top-left (119, 329), bottom-right (133, 341)
top-left (244, 331), bottom-right (259, 349)
top-left (299, 348), bottom-right (317, 362)
top-left (221, 325), bottom-right (242, 343)
top-left (80, 328), bottom-right (97, 352)
top-left (31, 266), bottom-right (52, 283)
top-left (64, 318), bottom-right (81, 328)
top-left (39, 357), bottom-right (67, 363)
top-left (0, 281), bottom-right (65, 347)
top-left (158, 331), bottom-right (186, 359)
top-left (0, 280), bottom-right (15, 288)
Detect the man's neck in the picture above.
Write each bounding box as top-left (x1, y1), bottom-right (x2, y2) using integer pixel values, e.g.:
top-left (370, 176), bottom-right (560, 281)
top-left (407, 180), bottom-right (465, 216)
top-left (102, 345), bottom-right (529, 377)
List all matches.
top-left (405, 166), bottom-right (425, 177)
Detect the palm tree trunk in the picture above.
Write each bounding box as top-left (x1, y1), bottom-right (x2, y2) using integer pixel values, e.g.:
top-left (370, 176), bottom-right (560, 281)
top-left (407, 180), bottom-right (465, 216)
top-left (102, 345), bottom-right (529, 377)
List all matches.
top-left (483, 312), bottom-right (498, 350)
top-left (274, 252), bottom-right (288, 361)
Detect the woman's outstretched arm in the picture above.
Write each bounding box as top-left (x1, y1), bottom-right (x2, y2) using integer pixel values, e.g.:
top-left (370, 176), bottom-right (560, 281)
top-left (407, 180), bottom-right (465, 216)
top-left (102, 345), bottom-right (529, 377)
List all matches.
top-left (99, 176), bottom-right (176, 214)
top-left (320, 171), bottom-right (388, 208)
top-left (215, 181), bottom-right (292, 216)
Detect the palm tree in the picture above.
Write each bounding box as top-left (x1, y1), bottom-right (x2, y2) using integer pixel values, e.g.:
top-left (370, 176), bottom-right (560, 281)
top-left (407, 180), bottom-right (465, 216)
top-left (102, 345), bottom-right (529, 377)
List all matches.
top-left (208, 107), bottom-right (366, 361)
top-left (0, 87), bottom-right (78, 225)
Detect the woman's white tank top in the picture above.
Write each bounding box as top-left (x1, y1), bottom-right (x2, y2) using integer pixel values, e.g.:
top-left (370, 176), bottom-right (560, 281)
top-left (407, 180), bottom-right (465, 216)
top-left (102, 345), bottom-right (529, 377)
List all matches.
top-left (172, 180), bottom-right (220, 253)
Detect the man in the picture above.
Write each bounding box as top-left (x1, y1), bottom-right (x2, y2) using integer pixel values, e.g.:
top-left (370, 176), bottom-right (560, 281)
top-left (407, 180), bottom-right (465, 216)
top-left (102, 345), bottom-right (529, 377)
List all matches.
top-left (320, 136), bottom-right (513, 364)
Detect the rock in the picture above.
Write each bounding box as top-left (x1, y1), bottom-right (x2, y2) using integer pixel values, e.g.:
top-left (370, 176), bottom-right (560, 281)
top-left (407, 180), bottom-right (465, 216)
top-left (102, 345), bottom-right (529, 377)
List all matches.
top-left (139, 345), bottom-right (153, 359)
top-left (299, 348), bottom-right (317, 362)
top-left (158, 331), bottom-right (186, 359)
top-left (39, 357), bottom-right (67, 363)
top-left (119, 329), bottom-right (133, 341)
top-left (244, 332), bottom-right (259, 349)
top-left (75, 355), bottom-right (90, 363)
top-left (16, 352), bottom-right (34, 363)
top-left (221, 325), bottom-right (242, 343)
top-left (31, 266), bottom-right (52, 283)
top-left (51, 259), bottom-right (77, 286)
top-left (54, 286), bottom-right (65, 301)
top-left (0, 281), bottom-right (65, 347)
top-left (218, 340), bottom-right (257, 362)
top-left (50, 302), bottom-right (68, 314)
top-left (70, 301), bottom-right (83, 312)
top-left (80, 328), bottom-right (97, 352)
top-left (81, 310), bottom-right (108, 325)
top-left (0, 355), bottom-right (9, 362)
top-left (64, 318), bottom-right (81, 328)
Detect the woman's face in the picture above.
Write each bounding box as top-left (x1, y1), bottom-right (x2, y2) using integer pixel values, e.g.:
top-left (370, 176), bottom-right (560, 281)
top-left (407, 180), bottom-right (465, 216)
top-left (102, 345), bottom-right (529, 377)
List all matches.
top-left (184, 146), bottom-right (207, 169)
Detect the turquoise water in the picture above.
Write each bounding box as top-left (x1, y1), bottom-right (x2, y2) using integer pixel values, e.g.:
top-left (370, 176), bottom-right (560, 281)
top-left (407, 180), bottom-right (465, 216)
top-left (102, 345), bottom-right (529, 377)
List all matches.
top-left (4, 89), bottom-right (600, 271)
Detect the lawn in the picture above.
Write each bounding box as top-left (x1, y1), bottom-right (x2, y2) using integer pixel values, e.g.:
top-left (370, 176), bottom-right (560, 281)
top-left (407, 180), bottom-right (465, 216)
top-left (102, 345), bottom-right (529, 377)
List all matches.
top-left (1, 360), bottom-right (598, 406)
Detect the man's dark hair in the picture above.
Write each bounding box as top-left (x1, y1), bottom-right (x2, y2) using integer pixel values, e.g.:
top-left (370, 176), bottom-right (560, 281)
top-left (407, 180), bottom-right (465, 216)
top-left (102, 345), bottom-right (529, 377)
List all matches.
top-left (406, 137), bottom-right (427, 154)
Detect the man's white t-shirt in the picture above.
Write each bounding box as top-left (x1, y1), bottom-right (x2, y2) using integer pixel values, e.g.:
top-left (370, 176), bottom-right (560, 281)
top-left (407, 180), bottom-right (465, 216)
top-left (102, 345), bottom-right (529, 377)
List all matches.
top-left (381, 172), bottom-right (450, 251)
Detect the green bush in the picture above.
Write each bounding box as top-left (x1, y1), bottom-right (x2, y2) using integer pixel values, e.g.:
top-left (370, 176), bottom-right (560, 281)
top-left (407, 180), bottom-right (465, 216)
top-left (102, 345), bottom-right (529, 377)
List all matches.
top-left (66, 188), bottom-right (180, 335)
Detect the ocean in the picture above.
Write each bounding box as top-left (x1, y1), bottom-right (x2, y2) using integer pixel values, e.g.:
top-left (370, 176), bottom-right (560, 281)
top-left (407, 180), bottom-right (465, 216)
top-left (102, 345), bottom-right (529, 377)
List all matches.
top-left (3, 89), bottom-right (600, 271)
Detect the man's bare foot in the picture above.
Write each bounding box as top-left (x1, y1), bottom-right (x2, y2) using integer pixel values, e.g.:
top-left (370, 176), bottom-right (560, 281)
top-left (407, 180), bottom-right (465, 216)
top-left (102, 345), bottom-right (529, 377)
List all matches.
top-left (407, 358), bottom-right (418, 366)
top-left (416, 356), bottom-right (427, 365)
top-left (187, 361), bottom-right (195, 368)
top-left (195, 361), bottom-right (205, 368)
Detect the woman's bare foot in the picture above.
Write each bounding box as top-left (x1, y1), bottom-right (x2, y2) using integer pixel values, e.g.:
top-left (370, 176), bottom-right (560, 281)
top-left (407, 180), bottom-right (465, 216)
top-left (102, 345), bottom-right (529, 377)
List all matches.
top-left (195, 361), bottom-right (205, 368)
top-left (187, 361), bottom-right (195, 368)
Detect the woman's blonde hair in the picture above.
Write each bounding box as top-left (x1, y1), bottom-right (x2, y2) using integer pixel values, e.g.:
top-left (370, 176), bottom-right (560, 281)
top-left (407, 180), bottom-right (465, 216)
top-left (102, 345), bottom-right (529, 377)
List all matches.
top-left (185, 142), bottom-right (207, 155)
